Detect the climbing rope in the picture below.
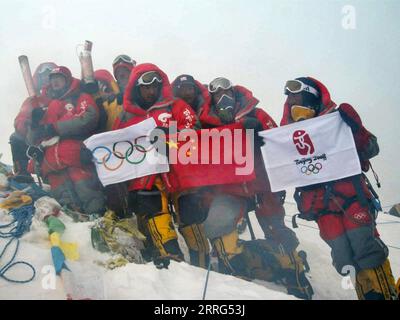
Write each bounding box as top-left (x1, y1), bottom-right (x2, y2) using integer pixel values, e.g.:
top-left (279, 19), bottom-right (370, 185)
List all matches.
top-left (0, 205), bottom-right (36, 283)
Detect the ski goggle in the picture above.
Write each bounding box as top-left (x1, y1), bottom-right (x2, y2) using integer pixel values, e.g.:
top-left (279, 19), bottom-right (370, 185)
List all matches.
top-left (112, 55), bottom-right (136, 66)
top-left (284, 80), bottom-right (319, 98)
top-left (291, 105), bottom-right (316, 122)
top-left (137, 71), bottom-right (163, 86)
top-left (208, 77), bottom-right (233, 93)
top-left (37, 63), bottom-right (56, 75)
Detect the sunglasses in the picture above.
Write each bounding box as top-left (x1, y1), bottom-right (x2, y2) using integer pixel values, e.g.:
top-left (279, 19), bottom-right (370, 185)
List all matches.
top-left (112, 55), bottom-right (136, 66)
top-left (284, 80), bottom-right (319, 98)
top-left (208, 77), bottom-right (233, 93)
top-left (137, 71), bottom-right (163, 86)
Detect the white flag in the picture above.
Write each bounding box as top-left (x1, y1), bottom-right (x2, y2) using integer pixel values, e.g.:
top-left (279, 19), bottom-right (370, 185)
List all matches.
top-left (259, 112), bottom-right (361, 192)
top-left (84, 118), bottom-right (169, 186)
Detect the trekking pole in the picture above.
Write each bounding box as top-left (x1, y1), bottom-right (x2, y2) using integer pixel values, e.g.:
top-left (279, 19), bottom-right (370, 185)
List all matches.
top-left (202, 256), bottom-right (212, 300)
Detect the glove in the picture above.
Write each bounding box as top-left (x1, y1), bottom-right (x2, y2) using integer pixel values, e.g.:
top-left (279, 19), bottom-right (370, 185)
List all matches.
top-left (242, 117), bottom-right (263, 131)
top-left (44, 124), bottom-right (57, 136)
top-left (153, 256), bottom-right (170, 269)
top-left (275, 190), bottom-right (286, 205)
top-left (33, 124), bottom-right (57, 141)
top-left (150, 126), bottom-right (170, 142)
top-left (27, 145), bottom-right (44, 163)
top-left (31, 107), bottom-right (46, 129)
top-left (80, 146), bottom-right (93, 166)
top-left (338, 103), bottom-right (363, 133)
top-left (81, 81), bottom-right (99, 95)
top-left (95, 97), bottom-right (104, 109)
top-left (254, 134), bottom-right (265, 148)
top-left (149, 127), bottom-right (170, 159)
top-left (116, 92), bottom-right (123, 105)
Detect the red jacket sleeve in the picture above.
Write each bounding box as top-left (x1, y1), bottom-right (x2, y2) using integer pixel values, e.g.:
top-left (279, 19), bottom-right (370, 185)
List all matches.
top-left (172, 99), bottom-right (199, 131)
top-left (14, 97), bottom-right (34, 137)
top-left (53, 93), bottom-right (100, 138)
top-left (254, 108), bottom-right (277, 130)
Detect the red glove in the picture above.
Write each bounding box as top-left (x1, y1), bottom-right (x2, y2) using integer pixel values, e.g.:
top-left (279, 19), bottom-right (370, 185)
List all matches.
top-left (338, 103), bottom-right (363, 133)
top-left (338, 103), bottom-right (377, 158)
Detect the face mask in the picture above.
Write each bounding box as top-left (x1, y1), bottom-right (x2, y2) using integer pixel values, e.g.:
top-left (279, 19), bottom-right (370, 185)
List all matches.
top-left (290, 105), bottom-right (316, 122)
top-left (215, 94), bottom-right (235, 123)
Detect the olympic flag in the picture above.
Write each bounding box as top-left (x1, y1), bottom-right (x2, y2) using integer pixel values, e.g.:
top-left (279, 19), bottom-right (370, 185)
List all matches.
top-left (84, 118), bottom-right (169, 186)
top-left (259, 112), bottom-right (361, 192)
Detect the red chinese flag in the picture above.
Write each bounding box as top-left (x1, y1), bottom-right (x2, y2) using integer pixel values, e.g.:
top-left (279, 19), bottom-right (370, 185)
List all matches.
top-left (164, 123), bottom-right (256, 192)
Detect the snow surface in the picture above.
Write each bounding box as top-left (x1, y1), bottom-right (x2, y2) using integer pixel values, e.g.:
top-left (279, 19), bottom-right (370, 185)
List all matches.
top-left (0, 195), bottom-right (399, 300)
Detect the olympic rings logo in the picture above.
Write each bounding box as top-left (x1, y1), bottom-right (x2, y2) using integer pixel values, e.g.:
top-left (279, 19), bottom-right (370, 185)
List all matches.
top-left (91, 136), bottom-right (156, 171)
top-left (300, 162), bottom-right (322, 175)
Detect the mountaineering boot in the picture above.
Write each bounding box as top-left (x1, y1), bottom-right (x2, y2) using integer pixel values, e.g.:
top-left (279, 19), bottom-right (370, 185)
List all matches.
top-left (278, 249), bottom-right (314, 300)
top-left (147, 212), bottom-right (184, 268)
top-left (10, 159), bottom-right (34, 184)
top-left (212, 230), bottom-right (278, 281)
top-left (355, 259), bottom-right (398, 300)
top-left (9, 133), bottom-right (34, 184)
top-left (212, 230), bottom-right (248, 277)
top-left (136, 213), bottom-right (156, 262)
top-left (256, 214), bottom-right (299, 253)
top-left (180, 224), bottom-right (210, 268)
top-left (251, 238), bottom-right (314, 300)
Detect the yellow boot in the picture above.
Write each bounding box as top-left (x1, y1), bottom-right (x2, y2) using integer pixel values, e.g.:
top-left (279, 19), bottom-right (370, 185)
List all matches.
top-left (212, 230), bottom-right (246, 276)
top-left (356, 259), bottom-right (398, 300)
top-left (180, 224), bottom-right (210, 268)
top-left (147, 212), bottom-right (183, 261)
top-left (274, 249), bottom-right (314, 300)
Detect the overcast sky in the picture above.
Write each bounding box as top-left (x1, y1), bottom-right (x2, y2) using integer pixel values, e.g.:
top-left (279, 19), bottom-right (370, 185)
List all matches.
top-left (0, 0), bottom-right (399, 207)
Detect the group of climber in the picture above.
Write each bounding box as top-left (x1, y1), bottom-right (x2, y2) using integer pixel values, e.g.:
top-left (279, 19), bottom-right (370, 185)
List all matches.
top-left (8, 52), bottom-right (398, 300)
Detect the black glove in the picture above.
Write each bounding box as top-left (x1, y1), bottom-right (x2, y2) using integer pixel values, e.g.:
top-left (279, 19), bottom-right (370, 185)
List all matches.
top-left (149, 127), bottom-right (170, 158)
top-left (80, 146), bottom-right (93, 166)
top-left (33, 124), bottom-right (57, 141)
top-left (81, 81), bottom-right (99, 95)
top-left (95, 97), bottom-right (104, 109)
top-left (275, 190), bottom-right (286, 205)
top-left (153, 256), bottom-right (170, 269)
top-left (44, 124), bottom-right (57, 137)
top-left (242, 117), bottom-right (263, 131)
top-left (116, 92), bottom-right (123, 105)
top-left (27, 145), bottom-right (44, 163)
top-left (150, 126), bottom-right (170, 143)
top-left (254, 134), bottom-right (265, 148)
top-left (31, 108), bottom-right (46, 129)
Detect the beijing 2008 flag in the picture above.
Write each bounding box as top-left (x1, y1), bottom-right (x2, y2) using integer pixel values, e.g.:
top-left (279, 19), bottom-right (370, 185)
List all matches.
top-left (84, 118), bottom-right (169, 186)
top-left (258, 112), bottom-right (361, 192)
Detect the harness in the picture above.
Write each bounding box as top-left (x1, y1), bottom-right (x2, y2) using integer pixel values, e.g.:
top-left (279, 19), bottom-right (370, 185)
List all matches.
top-left (292, 173), bottom-right (381, 228)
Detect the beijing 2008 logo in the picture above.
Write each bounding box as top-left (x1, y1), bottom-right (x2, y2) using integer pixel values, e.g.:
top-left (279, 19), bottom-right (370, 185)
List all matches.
top-left (293, 130), bottom-right (326, 175)
top-left (293, 130), bottom-right (315, 156)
